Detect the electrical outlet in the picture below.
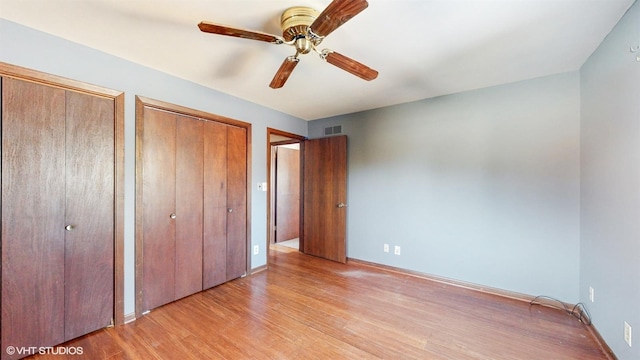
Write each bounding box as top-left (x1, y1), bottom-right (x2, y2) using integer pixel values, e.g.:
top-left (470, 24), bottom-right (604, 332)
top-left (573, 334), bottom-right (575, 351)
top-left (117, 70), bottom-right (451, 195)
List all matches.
top-left (624, 321), bottom-right (632, 347)
top-left (394, 246), bottom-right (401, 255)
top-left (589, 286), bottom-right (595, 302)
top-left (253, 245), bottom-right (259, 255)
top-left (383, 244), bottom-right (389, 253)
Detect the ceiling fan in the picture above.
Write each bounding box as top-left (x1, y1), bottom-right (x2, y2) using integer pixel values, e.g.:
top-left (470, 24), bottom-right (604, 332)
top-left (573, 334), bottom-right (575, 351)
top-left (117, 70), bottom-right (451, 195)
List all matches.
top-left (198, 0), bottom-right (378, 89)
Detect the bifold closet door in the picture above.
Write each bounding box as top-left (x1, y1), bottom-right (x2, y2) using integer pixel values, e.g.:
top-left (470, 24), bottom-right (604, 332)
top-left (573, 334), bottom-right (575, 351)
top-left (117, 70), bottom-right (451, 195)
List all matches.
top-left (1, 78), bottom-right (115, 354)
top-left (2, 78), bottom-right (67, 351)
top-left (64, 91), bottom-right (115, 340)
top-left (141, 108), bottom-right (204, 311)
top-left (139, 100), bottom-right (248, 309)
top-left (202, 123), bottom-right (247, 288)
top-left (203, 121), bottom-right (228, 289)
top-left (226, 126), bottom-right (247, 281)
top-left (175, 117), bottom-right (204, 300)
top-left (141, 108), bottom-right (177, 311)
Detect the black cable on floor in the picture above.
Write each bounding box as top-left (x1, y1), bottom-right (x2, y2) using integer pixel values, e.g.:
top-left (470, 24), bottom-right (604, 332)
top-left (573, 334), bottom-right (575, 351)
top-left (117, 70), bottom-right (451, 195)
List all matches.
top-left (529, 295), bottom-right (592, 325)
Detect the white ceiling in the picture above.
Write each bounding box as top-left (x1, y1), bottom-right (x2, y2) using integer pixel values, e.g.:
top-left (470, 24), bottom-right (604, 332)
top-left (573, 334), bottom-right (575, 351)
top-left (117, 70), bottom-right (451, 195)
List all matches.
top-left (0, 0), bottom-right (634, 120)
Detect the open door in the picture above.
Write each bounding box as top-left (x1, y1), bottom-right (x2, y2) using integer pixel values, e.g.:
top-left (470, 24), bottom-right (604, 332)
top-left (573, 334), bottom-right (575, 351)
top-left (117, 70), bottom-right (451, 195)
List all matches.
top-left (302, 135), bottom-right (347, 263)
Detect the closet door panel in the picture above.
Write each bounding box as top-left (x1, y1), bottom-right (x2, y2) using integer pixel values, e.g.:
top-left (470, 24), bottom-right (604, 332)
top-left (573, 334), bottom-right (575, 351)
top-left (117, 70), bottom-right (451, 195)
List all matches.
top-left (203, 207), bottom-right (227, 288)
top-left (226, 205), bottom-right (247, 281)
top-left (226, 126), bottom-right (247, 280)
top-left (1, 78), bottom-right (66, 351)
top-left (227, 126), bottom-right (247, 207)
top-left (142, 108), bottom-right (177, 311)
top-left (64, 91), bottom-right (115, 340)
top-left (175, 117), bottom-right (204, 299)
top-left (203, 121), bottom-right (228, 289)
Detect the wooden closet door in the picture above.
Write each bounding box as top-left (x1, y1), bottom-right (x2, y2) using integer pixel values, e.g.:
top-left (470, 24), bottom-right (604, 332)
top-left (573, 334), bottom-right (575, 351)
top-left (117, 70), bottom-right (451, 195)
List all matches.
top-left (136, 97), bottom-right (250, 307)
top-left (64, 91), bottom-right (115, 340)
top-left (175, 116), bottom-right (204, 299)
top-left (203, 121), bottom-right (228, 289)
top-left (226, 126), bottom-right (247, 281)
top-left (1, 78), bottom-right (67, 353)
top-left (142, 107), bottom-right (177, 311)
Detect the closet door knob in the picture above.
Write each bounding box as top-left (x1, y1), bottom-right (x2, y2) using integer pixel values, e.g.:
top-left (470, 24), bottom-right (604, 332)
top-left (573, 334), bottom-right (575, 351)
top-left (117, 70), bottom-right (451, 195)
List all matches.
top-left (170, 213), bottom-right (177, 219)
top-left (228, 208), bottom-right (233, 213)
top-left (65, 225), bottom-right (74, 231)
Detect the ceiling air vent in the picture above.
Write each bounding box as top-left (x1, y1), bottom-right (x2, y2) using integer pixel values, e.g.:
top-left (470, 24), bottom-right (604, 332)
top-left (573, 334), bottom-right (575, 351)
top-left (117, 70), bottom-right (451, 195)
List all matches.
top-left (324, 125), bottom-right (342, 136)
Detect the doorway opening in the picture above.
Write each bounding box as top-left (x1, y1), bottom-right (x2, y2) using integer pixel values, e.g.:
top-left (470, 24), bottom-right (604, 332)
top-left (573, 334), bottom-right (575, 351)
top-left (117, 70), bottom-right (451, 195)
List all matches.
top-left (272, 142), bottom-right (300, 249)
top-left (266, 128), bottom-right (348, 266)
top-left (267, 128), bottom-right (305, 260)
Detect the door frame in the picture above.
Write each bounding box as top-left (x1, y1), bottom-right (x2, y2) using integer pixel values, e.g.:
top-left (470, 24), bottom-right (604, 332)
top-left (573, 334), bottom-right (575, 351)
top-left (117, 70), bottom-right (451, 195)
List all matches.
top-left (271, 143), bottom-right (301, 244)
top-left (135, 96), bottom-right (252, 318)
top-left (266, 128), bottom-right (306, 267)
top-left (0, 62), bottom-right (126, 325)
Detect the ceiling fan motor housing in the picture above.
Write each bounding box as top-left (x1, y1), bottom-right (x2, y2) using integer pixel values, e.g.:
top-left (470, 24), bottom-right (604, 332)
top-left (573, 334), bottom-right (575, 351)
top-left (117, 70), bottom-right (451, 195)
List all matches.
top-left (280, 6), bottom-right (321, 54)
top-left (197, 0), bottom-right (377, 88)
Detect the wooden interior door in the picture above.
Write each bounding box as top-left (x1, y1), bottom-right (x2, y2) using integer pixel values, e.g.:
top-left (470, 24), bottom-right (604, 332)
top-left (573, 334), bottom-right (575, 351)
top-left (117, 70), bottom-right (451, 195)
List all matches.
top-left (275, 146), bottom-right (300, 243)
top-left (1, 77), bottom-right (67, 353)
top-left (226, 126), bottom-right (248, 281)
top-left (64, 91), bottom-right (115, 340)
top-left (203, 121), bottom-right (228, 289)
top-left (175, 116), bottom-right (204, 300)
top-left (302, 135), bottom-right (348, 263)
top-left (141, 107), bottom-right (177, 312)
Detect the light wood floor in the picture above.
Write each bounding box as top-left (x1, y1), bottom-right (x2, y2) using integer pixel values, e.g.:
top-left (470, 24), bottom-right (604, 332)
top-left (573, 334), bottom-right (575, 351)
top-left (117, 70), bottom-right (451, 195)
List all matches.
top-left (30, 245), bottom-right (610, 359)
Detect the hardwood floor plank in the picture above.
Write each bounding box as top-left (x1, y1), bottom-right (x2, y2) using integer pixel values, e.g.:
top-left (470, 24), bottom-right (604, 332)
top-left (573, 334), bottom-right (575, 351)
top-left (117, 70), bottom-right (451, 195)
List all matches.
top-left (28, 245), bottom-right (609, 359)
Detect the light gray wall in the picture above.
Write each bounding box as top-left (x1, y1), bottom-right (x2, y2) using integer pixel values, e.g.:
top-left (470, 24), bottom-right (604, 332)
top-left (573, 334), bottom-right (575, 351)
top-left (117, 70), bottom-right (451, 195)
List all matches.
top-left (310, 72), bottom-right (581, 302)
top-left (580, 1), bottom-right (640, 358)
top-left (0, 19), bottom-right (308, 317)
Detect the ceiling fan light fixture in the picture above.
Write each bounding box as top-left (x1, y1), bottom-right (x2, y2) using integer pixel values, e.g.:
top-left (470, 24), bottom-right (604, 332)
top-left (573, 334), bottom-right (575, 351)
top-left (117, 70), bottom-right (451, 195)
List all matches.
top-left (295, 37), bottom-right (313, 54)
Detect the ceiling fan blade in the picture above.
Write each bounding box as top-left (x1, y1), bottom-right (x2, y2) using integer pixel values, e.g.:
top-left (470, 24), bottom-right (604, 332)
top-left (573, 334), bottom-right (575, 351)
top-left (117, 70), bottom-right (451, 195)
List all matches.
top-left (322, 50), bottom-right (378, 81)
top-left (309, 0), bottom-right (368, 38)
top-left (270, 57), bottom-right (300, 89)
top-left (198, 21), bottom-right (283, 44)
